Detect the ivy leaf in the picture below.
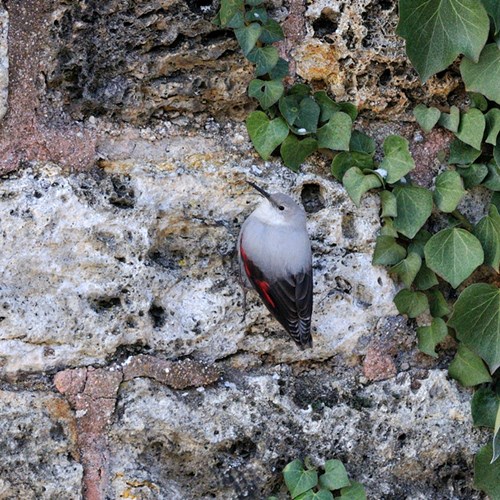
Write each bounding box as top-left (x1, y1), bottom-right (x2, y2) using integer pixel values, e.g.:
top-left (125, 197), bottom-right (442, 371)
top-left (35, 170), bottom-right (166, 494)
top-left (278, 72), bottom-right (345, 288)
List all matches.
top-left (314, 91), bottom-right (340, 123)
top-left (294, 97), bottom-right (321, 134)
top-left (428, 289), bottom-right (452, 318)
top-left (481, 0), bottom-right (500, 35)
top-left (474, 444), bottom-right (500, 498)
top-left (349, 131), bottom-right (376, 155)
top-left (424, 228), bottom-right (484, 288)
top-left (280, 136), bottom-right (318, 172)
top-left (279, 95), bottom-right (301, 127)
top-left (331, 152), bottom-right (374, 181)
top-left (461, 44), bottom-right (500, 105)
top-left (473, 204), bottom-right (500, 271)
top-left (380, 218), bottom-right (399, 237)
top-left (380, 190), bottom-right (397, 218)
top-left (246, 111), bottom-right (289, 160)
top-left (448, 343), bottom-right (492, 386)
top-left (414, 104), bottom-right (441, 132)
top-left (338, 102), bottom-right (358, 121)
top-left (471, 386), bottom-right (500, 428)
top-left (283, 460), bottom-right (318, 499)
top-left (468, 91), bottom-right (489, 111)
top-left (318, 460), bottom-right (350, 490)
top-left (372, 235), bottom-right (406, 265)
top-left (413, 263), bottom-right (439, 291)
top-left (390, 252), bottom-right (422, 288)
top-left (408, 229), bottom-right (432, 257)
top-left (379, 136), bottom-right (415, 184)
top-left (290, 84), bottom-right (311, 97)
top-left (448, 138), bottom-right (481, 164)
top-left (259, 19), bottom-right (284, 43)
top-left (246, 0), bottom-right (263, 5)
top-left (394, 289), bottom-right (429, 318)
top-left (343, 168), bottom-right (382, 207)
top-left (433, 170), bottom-right (466, 213)
top-left (339, 481), bottom-right (367, 500)
top-left (457, 163), bottom-right (489, 189)
top-left (219, 0), bottom-right (245, 27)
top-left (417, 317), bottom-right (448, 358)
top-left (247, 46), bottom-right (280, 76)
top-left (295, 490), bottom-right (334, 500)
top-left (483, 162), bottom-right (500, 191)
top-left (248, 79), bottom-right (284, 109)
top-left (455, 108), bottom-right (486, 150)
top-left (317, 112), bottom-right (352, 150)
top-left (448, 283), bottom-right (500, 372)
top-left (397, 0), bottom-right (489, 82)
top-left (393, 186), bottom-right (433, 239)
top-left (493, 407), bottom-right (500, 463)
top-left (268, 58), bottom-right (289, 80)
top-left (245, 7), bottom-right (268, 24)
top-left (235, 23), bottom-right (262, 56)
top-left (438, 106), bottom-right (460, 133)
top-left (485, 108), bottom-right (500, 145)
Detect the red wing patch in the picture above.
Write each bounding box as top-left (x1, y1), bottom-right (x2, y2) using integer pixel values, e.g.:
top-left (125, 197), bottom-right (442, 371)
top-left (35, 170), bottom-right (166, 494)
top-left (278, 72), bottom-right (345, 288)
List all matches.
top-left (254, 279), bottom-right (276, 308)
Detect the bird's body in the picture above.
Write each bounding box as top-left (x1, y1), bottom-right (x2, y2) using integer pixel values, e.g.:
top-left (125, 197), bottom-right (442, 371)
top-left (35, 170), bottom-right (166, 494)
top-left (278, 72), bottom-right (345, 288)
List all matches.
top-left (238, 183), bottom-right (313, 348)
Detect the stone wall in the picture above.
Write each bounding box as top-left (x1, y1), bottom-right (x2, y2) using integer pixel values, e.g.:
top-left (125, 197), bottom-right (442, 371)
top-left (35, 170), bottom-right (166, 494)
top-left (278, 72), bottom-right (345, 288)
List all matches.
top-left (0, 1), bottom-right (486, 499)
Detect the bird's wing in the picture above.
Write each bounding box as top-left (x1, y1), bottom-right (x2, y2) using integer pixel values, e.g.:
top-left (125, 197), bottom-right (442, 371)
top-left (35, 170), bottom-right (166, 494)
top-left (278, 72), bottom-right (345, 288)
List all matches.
top-left (240, 245), bottom-right (313, 347)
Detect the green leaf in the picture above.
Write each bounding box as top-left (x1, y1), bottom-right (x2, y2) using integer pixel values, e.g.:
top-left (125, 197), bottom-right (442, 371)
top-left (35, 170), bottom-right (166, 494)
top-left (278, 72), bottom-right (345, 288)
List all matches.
top-left (449, 343), bottom-right (492, 386)
top-left (408, 229), bottom-right (432, 258)
top-left (448, 138), bottom-right (481, 164)
top-left (414, 104), bottom-right (441, 132)
top-left (380, 190), bottom-right (397, 218)
top-left (372, 235), bottom-right (406, 265)
top-left (438, 106), bottom-right (460, 133)
top-left (283, 460), bottom-right (318, 499)
top-left (268, 58), bottom-right (289, 80)
top-left (294, 97), bottom-right (321, 134)
top-left (428, 289), bottom-right (451, 318)
top-left (455, 108), bottom-right (486, 150)
top-left (493, 406), bottom-right (500, 463)
top-left (280, 136), bottom-right (318, 172)
top-left (481, 0), bottom-right (500, 34)
top-left (338, 102), bottom-right (358, 121)
top-left (296, 490), bottom-right (334, 500)
top-left (339, 481), bottom-right (367, 500)
top-left (380, 218), bottom-right (399, 237)
top-left (259, 19), bottom-right (284, 43)
top-left (394, 289), bottom-right (429, 318)
top-left (424, 228), bottom-right (484, 288)
top-left (248, 79), bottom-right (284, 109)
top-left (413, 263), bottom-right (439, 290)
top-left (390, 252), bottom-right (422, 288)
top-left (492, 191), bottom-right (500, 212)
top-left (468, 91), bottom-right (489, 111)
top-left (396, 0), bottom-right (489, 82)
top-left (246, 0), bottom-right (263, 5)
top-left (343, 168), bottom-right (382, 207)
top-left (462, 44), bottom-right (500, 105)
top-left (279, 95), bottom-right (301, 126)
top-left (290, 84), bottom-right (311, 97)
top-left (247, 46), bottom-right (280, 76)
top-left (474, 204), bottom-right (500, 271)
top-left (495, 144), bottom-right (500, 167)
top-left (245, 7), bottom-right (268, 23)
top-left (379, 136), bottom-right (415, 184)
top-left (318, 459), bottom-right (350, 491)
top-left (235, 23), bottom-right (262, 56)
top-left (314, 91), bottom-right (340, 123)
top-left (393, 186), bottom-right (433, 239)
top-left (474, 444), bottom-right (500, 498)
top-left (433, 170), bottom-right (466, 213)
top-left (331, 152), bottom-right (374, 181)
top-left (483, 162), bottom-right (500, 191)
top-left (417, 317), bottom-right (448, 358)
top-left (317, 112), bottom-right (352, 151)
top-left (485, 109), bottom-right (500, 145)
top-left (448, 283), bottom-right (500, 372)
top-left (246, 111), bottom-right (289, 160)
top-left (349, 130), bottom-right (376, 155)
top-left (219, 0), bottom-right (245, 27)
top-left (457, 163), bottom-right (489, 189)
top-left (471, 386), bottom-right (500, 428)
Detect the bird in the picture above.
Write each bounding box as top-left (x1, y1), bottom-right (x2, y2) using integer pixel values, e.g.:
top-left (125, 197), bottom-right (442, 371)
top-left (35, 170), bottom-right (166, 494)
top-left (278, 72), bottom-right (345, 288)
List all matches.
top-left (237, 181), bottom-right (313, 348)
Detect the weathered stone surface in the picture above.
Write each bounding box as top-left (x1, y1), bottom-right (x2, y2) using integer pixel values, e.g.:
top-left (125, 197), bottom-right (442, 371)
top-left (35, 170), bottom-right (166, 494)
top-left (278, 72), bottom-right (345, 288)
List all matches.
top-left (108, 369), bottom-right (483, 499)
top-left (0, 389), bottom-right (82, 499)
top-left (0, 6), bottom-right (8, 121)
top-left (0, 149), bottom-right (396, 375)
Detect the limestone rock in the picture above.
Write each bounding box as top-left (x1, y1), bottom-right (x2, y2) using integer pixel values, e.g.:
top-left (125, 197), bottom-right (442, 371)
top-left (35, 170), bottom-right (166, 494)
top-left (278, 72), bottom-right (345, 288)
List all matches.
top-left (0, 6), bottom-right (8, 121)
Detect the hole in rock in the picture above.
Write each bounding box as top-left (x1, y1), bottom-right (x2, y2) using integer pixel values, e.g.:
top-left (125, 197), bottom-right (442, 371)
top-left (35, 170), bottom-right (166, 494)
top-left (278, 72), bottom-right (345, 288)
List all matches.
top-left (301, 183), bottom-right (325, 213)
top-left (90, 296), bottom-right (121, 312)
top-left (149, 303), bottom-right (166, 328)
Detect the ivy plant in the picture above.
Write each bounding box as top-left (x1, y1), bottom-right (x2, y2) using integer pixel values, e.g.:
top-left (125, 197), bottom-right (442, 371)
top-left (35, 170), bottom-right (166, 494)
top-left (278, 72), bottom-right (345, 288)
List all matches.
top-left (214, 0), bottom-right (500, 495)
top-left (268, 458), bottom-right (366, 500)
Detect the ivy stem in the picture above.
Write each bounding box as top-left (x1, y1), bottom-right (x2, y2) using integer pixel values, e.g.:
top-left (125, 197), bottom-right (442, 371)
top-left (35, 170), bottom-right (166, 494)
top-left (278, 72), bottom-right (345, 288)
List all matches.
top-left (451, 209), bottom-right (473, 231)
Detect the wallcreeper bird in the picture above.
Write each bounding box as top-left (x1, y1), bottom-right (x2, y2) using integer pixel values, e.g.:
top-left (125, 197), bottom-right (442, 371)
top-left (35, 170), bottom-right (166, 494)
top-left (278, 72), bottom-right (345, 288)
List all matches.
top-left (238, 181), bottom-right (313, 348)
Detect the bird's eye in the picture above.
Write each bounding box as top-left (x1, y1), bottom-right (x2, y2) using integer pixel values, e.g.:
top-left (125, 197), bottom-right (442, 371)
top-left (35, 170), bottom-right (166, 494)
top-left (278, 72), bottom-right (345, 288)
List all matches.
top-left (278, 205), bottom-right (285, 211)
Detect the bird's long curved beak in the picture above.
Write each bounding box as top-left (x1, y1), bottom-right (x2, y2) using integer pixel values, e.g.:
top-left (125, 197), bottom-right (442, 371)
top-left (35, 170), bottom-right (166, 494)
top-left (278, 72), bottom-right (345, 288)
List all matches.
top-left (247, 181), bottom-right (271, 200)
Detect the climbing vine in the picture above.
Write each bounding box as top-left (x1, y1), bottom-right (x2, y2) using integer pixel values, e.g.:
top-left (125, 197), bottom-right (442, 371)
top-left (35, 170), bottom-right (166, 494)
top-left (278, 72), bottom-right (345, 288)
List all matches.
top-left (214, 0), bottom-right (500, 497)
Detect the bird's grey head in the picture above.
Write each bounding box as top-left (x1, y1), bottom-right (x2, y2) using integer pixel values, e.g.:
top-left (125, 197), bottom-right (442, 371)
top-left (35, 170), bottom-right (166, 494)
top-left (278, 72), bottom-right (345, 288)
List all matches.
top-left (247, 181), bottom-right (307, 227)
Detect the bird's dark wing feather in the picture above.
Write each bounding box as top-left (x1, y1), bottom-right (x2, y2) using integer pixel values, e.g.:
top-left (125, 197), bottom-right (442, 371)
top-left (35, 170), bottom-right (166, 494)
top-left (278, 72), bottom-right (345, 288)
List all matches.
top-left (240, 245), bottom-right (313, 347)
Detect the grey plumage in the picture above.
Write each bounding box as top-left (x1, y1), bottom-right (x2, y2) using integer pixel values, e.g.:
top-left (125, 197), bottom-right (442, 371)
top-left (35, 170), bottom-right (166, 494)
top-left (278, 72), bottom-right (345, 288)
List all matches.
top-left (238, 182), bottom-right (313, 348)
